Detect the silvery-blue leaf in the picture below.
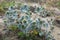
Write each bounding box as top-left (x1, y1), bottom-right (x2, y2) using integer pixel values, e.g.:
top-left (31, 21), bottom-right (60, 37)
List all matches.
top-left (28, 19), bottom-right (32, 23)
top-left (44, 23), bottom-right (48, 27)
top-left (20, 5), bottom-right (29, 13)
top-left (17, 24), bottom-right (23, 30)
top-left (25, 25), bottom-right (32, 33)
top-left (39, 32), bottom-right (44, 36)
top-left (8, 6), bottom-right (14, 10)
top-left (25, 15), bottom-right (30, 20)
top-left (19, 16), bottom-right (24, 21)
top-left (35, 7), bottom-right (40, 13)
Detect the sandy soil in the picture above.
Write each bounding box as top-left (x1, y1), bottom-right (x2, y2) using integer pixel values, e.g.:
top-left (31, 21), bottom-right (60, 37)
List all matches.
top-left (52, 26), bottom-right (60, 40)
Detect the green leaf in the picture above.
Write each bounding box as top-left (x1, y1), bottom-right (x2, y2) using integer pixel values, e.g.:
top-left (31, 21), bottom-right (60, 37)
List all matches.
top-left (8, 25), bottom-right (18, 31)
top-left (18, 32), bottom-right (24, 37)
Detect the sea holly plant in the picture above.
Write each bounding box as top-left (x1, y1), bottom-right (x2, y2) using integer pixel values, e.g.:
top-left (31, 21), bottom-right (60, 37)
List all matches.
top-left (4, 4), bottom-right (54, 40)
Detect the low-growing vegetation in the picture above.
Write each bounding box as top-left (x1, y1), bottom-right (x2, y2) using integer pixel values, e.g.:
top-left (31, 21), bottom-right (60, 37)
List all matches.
top-left (3, 3), bottom-right (55, 40)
